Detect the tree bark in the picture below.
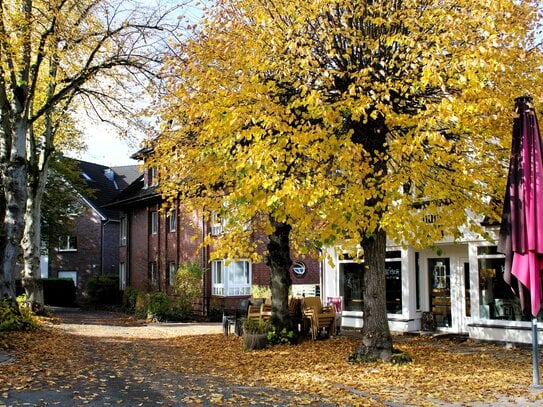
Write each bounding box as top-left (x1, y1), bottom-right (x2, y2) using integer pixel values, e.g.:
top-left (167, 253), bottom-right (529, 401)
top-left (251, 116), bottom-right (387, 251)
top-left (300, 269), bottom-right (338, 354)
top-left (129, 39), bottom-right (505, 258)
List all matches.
top-left (21, 163), bottom-right (48, 312)
top-left (0, 120), bottom-right (28, 305)
top-left (356, 228), bottom-right (393, 362)
top-left (265, 218), bottom-right (293, 331)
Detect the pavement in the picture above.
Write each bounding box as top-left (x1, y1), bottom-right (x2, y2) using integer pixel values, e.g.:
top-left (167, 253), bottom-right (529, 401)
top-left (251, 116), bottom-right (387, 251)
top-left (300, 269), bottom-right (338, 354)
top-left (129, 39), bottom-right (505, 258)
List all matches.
top-left (1, 307), bottom-right (333, 407)
top-left (2, 307), bottom-right (543, 406)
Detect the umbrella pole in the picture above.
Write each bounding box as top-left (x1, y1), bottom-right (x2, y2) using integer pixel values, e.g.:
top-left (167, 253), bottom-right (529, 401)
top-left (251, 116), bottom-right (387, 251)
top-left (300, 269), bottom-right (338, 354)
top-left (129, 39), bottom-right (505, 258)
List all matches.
top-left (533, 318), bottom-right (541, 387)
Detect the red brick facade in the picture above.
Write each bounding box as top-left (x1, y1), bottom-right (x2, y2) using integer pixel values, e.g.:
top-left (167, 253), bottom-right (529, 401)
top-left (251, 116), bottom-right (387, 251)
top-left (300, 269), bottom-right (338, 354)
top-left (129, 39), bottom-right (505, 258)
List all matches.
top-left (49, 203), bottom-right (120, 296)
top-left (115, 161), bottom-right (321, 314)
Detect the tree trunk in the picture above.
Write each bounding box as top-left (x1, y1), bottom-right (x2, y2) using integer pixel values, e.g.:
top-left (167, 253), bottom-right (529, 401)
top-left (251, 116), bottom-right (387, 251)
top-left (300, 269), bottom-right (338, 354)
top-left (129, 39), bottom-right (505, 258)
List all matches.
top-left (356, 228), bottom-right (393, 362)
top-left (265, 218), bottom-right (293, 331)
top-left (21, 165), bottom-right (47, 312)
top-left (0, 121), bottom-right (28, 305)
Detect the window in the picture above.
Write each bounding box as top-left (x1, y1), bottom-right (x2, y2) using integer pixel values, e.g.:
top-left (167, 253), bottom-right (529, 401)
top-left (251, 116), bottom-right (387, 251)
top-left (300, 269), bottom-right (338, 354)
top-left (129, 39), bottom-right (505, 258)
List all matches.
top-left (120, 217), bottom-right (127, 246)
top-left (211, 212), bottom-right (226, 235)
top-left (477, 246), bottom-right (527, 321)
top-left (168, 213), bottom-right (176, 232)
top-left (340, 263), bottom-right (364, 312)
top-left (145, 167), bottom-right (158, 188)
top-left (119, 263), bottom-right (126, 290)
top-left (150, 211), bottom-right (158, 235)
top-left (58, 271), bottom-right (77, 286)
top-left (211, 260), bottom-right (251, 296)
top-left (168, 262), bottom-right (177, 286)
top-left (339, 251), bottom-right (403, 314)
top-left (385, 251), bottom-right (402, 314)
top-left (58, 236), bottom-right (77, 252)
top-left (149, 262), bottom-right (158, 288)
top-left (149, 167), bottom-right (158, 186)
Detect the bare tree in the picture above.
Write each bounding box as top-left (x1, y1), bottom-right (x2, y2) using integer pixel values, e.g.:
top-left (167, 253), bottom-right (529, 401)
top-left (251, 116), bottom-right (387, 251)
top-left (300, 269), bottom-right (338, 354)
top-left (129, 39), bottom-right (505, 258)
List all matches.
top-left (0, 0), bottom-right (185, 310)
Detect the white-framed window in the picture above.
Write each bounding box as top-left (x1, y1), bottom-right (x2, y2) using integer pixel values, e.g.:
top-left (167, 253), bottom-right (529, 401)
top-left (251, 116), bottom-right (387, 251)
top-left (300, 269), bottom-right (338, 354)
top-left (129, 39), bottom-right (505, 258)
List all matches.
top-left (145, 166), bottom-right (158, 188)
top-left (211, 260), bottom-right (251, 296)
top-left (149, 262), bottom-right (158, 287)
top-left (150, 211), bottom-right (158, 235)
top-left (58, 271), bottom-right (77, 286)
top-left (168, 213), bottom-right (176, 232)
top-left (168, 262), bottom-right (177, 286)
top-left (211, 211), bottom-right (226, 235)
top-left (58, 236), bottom-right (77, 252)
top-left (120, 217), bottom-right (127, 246)
top-left (119, 262), bottom-right (126, 290)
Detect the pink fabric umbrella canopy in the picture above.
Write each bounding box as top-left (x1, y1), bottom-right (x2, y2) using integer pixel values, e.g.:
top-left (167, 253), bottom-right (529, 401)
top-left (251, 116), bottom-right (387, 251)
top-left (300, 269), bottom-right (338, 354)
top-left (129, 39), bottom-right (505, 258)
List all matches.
top-left (499, 96), bottom-right (543, 317)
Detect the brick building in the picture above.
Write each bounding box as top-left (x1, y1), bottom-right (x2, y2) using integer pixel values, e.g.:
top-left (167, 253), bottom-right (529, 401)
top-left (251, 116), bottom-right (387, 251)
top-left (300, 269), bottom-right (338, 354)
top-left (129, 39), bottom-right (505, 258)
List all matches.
top-left (48, 160), bottom-right (140, 297)
top-left (107, 150), bottom-right (321, 314)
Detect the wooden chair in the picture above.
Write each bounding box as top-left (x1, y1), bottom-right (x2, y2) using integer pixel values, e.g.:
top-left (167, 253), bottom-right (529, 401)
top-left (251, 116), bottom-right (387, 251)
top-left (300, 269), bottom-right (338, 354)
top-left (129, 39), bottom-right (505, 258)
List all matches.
top-left (260, 303), bottom-right (272, 321)
top-left (302, 297), bottom-right (336, 340)
top-left (247, 298), bottom-right (264, 321)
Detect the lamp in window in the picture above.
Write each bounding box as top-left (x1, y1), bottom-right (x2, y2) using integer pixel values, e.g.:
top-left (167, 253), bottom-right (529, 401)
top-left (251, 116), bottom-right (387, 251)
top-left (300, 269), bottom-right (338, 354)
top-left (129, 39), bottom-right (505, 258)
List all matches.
top-left (480, 268), bottom-right (496, 280)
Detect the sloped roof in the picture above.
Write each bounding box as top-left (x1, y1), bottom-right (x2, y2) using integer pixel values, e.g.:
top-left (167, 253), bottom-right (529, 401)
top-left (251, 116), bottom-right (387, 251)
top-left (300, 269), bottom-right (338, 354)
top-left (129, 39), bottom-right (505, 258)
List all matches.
top-left (71, 159), bottom-right (141, 219)
top-left (112, 164), bottom-right (142, 191)
top-left (104, 174), bottom-right (161, 209)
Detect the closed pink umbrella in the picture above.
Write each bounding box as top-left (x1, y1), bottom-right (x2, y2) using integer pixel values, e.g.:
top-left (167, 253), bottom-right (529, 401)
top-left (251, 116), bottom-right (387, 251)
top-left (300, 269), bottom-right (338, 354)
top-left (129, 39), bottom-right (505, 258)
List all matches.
top-left (498, 96), bottom-right (543, 386)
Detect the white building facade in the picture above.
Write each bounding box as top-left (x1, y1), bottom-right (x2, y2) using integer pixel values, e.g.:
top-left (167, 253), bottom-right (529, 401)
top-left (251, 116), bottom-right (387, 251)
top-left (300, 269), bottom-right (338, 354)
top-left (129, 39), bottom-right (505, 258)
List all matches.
top-left (321, 227), bottom-right (542, 344)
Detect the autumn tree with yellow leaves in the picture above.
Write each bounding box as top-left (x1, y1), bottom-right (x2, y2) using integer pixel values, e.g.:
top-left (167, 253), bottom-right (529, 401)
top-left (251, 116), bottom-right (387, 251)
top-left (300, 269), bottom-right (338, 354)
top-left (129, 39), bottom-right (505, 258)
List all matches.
top-left (0, 0), bottom-right (183, 311)
top-left (152, 0), bottom-right (543, 359)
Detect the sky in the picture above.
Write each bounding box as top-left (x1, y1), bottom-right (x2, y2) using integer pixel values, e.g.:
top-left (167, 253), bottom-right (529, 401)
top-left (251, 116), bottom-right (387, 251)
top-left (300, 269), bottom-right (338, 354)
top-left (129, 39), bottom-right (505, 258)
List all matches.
top-left (66, 121), bottom-right (144, 167)
top-left (66, 0), bottom-right (207, 168)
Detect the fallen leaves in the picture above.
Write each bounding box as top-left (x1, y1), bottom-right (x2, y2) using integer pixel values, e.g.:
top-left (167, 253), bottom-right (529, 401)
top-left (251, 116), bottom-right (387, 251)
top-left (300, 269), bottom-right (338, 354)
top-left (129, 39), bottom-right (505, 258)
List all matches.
top-left (0, 316), bottom-right (540, 406)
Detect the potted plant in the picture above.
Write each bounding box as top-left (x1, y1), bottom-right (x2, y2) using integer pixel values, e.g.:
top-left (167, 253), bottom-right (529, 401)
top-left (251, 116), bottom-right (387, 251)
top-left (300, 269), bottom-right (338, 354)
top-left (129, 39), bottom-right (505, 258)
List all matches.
top-left (242, 318), bottom-right (269, 350)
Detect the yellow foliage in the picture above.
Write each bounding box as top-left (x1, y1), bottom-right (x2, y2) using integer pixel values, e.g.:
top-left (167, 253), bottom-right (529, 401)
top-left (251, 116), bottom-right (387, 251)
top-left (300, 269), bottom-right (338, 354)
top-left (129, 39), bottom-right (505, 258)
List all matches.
top-left (151, 0), bottom-right (543, 257)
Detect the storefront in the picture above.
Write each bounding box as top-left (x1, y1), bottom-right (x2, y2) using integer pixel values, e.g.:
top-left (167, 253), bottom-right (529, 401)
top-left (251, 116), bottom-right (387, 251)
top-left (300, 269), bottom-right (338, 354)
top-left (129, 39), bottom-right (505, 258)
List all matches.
top-left (321, 228), bottom-right (543, 344)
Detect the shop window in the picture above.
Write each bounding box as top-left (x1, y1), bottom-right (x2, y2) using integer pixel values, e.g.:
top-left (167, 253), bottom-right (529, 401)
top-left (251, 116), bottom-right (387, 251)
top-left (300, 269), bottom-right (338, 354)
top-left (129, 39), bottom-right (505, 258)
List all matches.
top-left (385, 251), bottom-right (402, 314)
top-left (340, 251), bottom-right (403, 314)
top-left (477, 246), bottom-right (527, 321)
top-left (339, 263), bottom-right (364, 312)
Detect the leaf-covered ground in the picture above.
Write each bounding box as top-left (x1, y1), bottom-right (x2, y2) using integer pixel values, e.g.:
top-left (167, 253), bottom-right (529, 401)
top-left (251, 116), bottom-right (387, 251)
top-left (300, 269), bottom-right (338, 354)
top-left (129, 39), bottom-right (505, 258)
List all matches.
top-left (1, 310), bottom-right (543, 406)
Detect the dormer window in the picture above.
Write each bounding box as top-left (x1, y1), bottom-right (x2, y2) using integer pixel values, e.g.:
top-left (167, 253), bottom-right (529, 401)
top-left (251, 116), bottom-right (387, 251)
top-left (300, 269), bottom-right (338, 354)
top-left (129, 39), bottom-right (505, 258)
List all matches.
top-left (144, 166), bottom-right (158, 188)
top-left (149, 167), bottom-right (157, 186)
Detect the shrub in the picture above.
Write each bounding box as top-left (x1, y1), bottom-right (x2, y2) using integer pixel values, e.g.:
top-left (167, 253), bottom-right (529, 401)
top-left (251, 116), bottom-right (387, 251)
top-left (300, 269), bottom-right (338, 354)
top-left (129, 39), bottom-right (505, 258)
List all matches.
top-left (173, 262), bottom-right (203, 310)
top-left (84, 275), bottom-right (121, 307)
top-left (42, 278), bottom-right (76, 307)
top-left (147, 292), bottom-right (171, 321)
top-left (134, 291), bottom-right (149, 317)
top-left (122, 287), bottom-right (141, 313)
top-left (267, 326), bottom-right (296, 345)
top-left (0, 298), bottom-right (38, 332)
top-left (242, 318), bottom-right (269, 334)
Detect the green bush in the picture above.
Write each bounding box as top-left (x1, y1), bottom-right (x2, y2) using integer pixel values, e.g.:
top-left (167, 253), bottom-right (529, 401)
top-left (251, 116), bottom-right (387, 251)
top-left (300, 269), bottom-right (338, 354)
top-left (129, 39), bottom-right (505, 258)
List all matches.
top-left (135, 291), bottom-right (149, 317)
top-left (147, 292), bottom-right (171, 321)
top-left (84, 275), bottom-right (121, 306)
top-left (0, 299), bottom-right (38, 332)
top-left (42, 278), bottom-right (76, 307)
top-left (267, 326), bottom-right (296, 345)
top-left (174, 262), bottom-right (203, 311)
top-left (122, 287), bottom-right (142, 312)
top-left (242, 318), bottom-right (269, 334)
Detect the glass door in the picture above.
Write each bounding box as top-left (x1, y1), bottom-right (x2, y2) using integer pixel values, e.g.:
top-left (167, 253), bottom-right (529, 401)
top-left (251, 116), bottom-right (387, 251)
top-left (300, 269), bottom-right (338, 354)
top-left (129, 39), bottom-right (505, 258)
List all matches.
top-left (429, 258), bottom-right (451, 328)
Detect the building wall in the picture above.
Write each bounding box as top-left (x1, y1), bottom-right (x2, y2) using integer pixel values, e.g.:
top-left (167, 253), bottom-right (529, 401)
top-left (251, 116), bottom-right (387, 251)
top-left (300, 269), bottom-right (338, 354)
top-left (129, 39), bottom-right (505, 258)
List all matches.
top-left (50, 206), bottom-right (103, 295)
top-left (123, 205), bottom-right (150, 290)
top-left (102, 220), bottom-right (120, 275)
